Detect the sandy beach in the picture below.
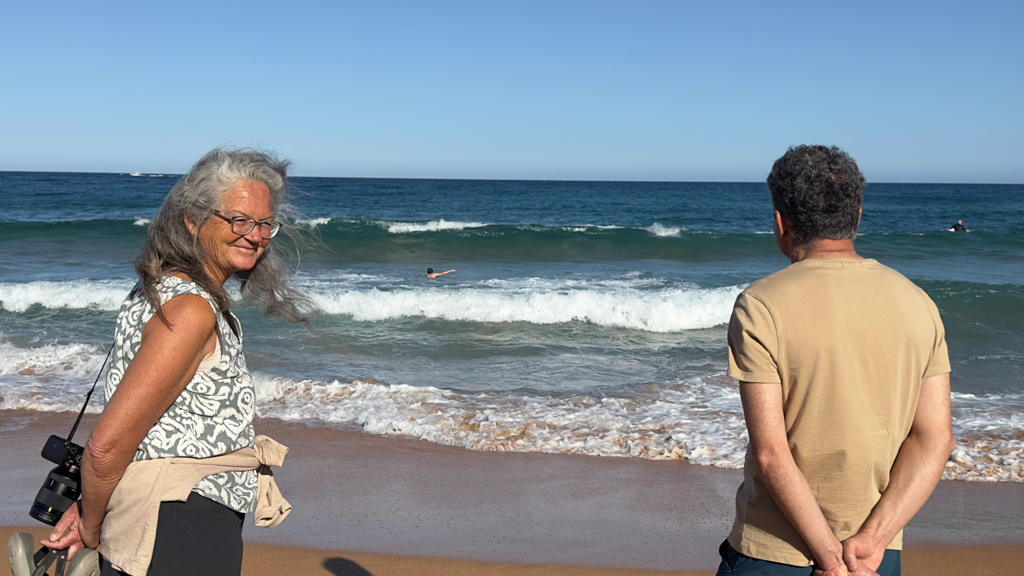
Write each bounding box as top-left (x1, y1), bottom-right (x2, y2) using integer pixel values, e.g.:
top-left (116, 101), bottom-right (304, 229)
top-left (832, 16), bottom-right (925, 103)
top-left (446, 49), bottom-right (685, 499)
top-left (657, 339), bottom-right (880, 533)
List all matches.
top-left (2, 410), bottom-right (1021, 575)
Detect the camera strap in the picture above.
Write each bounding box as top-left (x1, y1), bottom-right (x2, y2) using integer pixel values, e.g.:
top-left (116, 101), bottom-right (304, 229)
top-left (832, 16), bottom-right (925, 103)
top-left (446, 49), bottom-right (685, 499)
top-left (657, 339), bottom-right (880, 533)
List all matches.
top-left (66, 343), bottom-right (115, 445)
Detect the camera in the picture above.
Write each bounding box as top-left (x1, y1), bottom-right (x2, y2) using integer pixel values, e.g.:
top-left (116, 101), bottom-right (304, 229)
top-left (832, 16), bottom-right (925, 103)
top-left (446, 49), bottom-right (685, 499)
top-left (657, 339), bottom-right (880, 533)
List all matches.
top-left (30, 435), bottom-right (84, 526)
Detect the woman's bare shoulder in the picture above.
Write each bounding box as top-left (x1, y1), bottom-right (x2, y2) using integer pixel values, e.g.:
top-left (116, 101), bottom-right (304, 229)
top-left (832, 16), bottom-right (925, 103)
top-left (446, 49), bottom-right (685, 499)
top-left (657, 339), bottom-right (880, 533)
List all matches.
top-left (145, 294), bottom-right (217, 337)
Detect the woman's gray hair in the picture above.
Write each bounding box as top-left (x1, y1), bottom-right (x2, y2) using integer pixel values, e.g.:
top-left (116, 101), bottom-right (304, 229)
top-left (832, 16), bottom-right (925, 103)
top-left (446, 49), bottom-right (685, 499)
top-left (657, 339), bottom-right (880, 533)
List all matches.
top-left (137, 147), bottom-right (317, 326)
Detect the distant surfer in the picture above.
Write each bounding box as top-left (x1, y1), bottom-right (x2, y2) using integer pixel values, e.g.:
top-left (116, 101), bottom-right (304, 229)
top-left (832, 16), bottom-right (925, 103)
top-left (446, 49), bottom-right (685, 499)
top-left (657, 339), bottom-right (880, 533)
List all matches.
top-left (427, 267), bottom-right (455, 278)
top-left (945, 219), bottom-right (971, 232)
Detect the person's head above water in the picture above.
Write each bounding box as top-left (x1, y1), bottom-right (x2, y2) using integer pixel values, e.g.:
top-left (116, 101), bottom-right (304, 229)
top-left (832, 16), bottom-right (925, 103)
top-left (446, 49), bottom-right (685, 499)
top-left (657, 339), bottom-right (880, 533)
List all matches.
top-left (767, 145), bottom-right (865, 244)
top-left (427, 268), bottom-right (433, 274)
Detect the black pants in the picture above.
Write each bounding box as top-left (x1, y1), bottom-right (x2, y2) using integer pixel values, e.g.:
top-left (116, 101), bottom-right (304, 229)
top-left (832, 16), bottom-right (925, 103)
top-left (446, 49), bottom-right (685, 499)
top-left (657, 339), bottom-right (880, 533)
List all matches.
top-left (101, 492), bottom-right (245, 576)
top-left (716, 540), bottom-right (901, 575)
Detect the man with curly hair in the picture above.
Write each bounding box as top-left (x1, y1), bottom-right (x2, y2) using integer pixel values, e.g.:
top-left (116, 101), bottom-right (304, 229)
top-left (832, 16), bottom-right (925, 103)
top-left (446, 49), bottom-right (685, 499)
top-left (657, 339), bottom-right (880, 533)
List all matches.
top-left (715, 145), bottom-right (955, 576)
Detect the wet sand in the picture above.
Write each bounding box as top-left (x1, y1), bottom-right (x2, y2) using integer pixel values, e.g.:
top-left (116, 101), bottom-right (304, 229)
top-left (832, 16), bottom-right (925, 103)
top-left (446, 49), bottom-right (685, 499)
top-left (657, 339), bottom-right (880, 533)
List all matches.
top-left (2, 410), bottom-right (1022, 574)
top-left (2, 525), bottom-right (1021, 575)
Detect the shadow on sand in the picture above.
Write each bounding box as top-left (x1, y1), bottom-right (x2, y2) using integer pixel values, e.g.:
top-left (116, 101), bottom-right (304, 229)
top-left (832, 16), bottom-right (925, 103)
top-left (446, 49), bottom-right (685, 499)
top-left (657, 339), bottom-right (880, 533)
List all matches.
top-left (323, 557), bottom-right (374, 575)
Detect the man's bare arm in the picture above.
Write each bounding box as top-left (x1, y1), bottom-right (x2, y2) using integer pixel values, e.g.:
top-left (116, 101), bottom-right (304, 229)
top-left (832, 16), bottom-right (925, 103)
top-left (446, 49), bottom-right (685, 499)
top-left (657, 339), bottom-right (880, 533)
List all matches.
top-left (842, 373), bottom-right (954, 573)
top-left (740, 382), bottom-right (850, 574)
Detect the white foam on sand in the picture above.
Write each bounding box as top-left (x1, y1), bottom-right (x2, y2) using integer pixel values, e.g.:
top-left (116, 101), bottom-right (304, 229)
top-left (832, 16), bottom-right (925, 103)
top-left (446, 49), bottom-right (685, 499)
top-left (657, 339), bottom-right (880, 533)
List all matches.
top-left (0, 341), bottom-right (107, 413)
top-left (2, 335), bottom-right (1020, 481)
top-left (253, 372), bottom-right (750, 467)
top-left (944, 391), bottom-right (1024, 481)
top-left (250, 372), bottom-right (1024, 480)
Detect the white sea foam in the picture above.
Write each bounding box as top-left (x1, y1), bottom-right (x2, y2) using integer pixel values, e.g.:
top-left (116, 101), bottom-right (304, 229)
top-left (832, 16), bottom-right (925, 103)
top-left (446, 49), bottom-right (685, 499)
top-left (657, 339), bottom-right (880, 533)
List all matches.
top-left (248, 371), bottom-right (1024, 480)
top-left (307, 285), bottom-right (743, 332)
top-left (385, 219), bottom-right (488, 234)
top-left (0, 280), bottom-right (134, 313)
top-left (2, 336), bottom-right (1020, 480)
top-left (296, 217), bottom-right (331, 227)
top-left (254, 371), bottom-right (1023, 480)
top-left (555, 224), bottom-right (623, 232)
top-left (253, 372), bottom-right (750, 466)
top-left (471, 276), bottom-right (672, 291)
top-left (944, 391), bottom-right (1024, 480)
top-left (646, 223), bottom-right (684, 237)
top-left (0, 341), bottom-right (107, 413)
top-left (945, 439), bottom-right (1024, 482)
top-left (296, 271), bottom-right (394, 284)
top-left (295, 272), bottom-right (673, 293)
top-left (951, 391), bottom-right (1022, 401)
top-left (133, 218), bottom-right (152, 226)
top-left (0, 276), bottom-right (737, 334)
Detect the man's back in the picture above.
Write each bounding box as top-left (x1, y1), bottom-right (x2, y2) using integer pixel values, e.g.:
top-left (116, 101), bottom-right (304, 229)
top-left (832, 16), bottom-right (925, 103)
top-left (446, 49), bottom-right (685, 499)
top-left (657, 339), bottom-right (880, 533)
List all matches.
top-left (726, 257), bottom-right (950, 565)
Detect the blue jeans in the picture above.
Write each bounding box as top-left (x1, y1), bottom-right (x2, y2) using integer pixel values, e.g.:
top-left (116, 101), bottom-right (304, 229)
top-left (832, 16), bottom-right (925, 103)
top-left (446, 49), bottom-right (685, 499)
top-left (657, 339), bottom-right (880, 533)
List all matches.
top-left (716, 540), bottom-right (901, 576)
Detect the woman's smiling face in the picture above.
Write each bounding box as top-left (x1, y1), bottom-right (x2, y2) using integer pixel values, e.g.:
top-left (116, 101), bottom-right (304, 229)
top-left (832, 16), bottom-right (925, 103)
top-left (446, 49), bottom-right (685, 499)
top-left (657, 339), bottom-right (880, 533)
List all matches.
top-left (195, 180), bottom-right (274, 285)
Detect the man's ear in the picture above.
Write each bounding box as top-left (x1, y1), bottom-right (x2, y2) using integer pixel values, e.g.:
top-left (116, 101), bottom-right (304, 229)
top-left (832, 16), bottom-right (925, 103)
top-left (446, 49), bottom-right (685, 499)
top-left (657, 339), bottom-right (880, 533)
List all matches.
top-left (773, 210), bottom-right (789, 237)
top-left (773, 210), bottom-right (794, 260)
top-left (184, 214), bottom-right (197, 235)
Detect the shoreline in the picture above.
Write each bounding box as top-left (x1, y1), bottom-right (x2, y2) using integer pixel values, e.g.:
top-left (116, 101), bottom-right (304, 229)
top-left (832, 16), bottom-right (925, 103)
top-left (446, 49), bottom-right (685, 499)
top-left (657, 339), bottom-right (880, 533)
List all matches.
top-left (1, 410), bottom-right (1022, 573)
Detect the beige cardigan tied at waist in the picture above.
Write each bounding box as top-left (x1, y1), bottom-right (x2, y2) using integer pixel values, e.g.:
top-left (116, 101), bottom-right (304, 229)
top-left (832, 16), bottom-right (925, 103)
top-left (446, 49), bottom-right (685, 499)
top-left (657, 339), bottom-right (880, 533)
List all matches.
top-left (101, 435), bottom-right (291, 576)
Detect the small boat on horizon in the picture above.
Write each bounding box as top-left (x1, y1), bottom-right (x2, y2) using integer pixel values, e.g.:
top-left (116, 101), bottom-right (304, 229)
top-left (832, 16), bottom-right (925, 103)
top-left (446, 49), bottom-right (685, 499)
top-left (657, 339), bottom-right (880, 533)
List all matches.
top-left (129, 172), bottom-right (142, 177)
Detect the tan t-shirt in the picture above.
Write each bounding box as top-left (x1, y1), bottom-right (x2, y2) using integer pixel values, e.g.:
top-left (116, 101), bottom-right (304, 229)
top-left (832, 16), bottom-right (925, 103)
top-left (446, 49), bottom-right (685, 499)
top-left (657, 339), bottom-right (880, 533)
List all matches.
top-left (726, 258), bottom-right (950, 566)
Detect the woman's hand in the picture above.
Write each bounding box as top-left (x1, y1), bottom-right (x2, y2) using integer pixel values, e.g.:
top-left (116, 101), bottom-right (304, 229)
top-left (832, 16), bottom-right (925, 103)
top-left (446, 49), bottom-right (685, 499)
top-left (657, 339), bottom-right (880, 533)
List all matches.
top-left (39, 501), bottom-right (94, 558)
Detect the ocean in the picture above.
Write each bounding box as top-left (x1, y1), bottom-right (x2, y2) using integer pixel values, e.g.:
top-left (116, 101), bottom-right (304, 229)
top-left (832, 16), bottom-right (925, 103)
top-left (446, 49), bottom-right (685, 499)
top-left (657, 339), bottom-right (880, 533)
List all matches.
top-left (1, 172), bottom-right (1021, 481)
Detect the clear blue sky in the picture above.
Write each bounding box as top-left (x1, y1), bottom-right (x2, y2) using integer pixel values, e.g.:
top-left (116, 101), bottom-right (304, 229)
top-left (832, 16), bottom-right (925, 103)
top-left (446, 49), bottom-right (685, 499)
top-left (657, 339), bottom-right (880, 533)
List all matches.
top-left (1, 1), bottom-right (1021, 182)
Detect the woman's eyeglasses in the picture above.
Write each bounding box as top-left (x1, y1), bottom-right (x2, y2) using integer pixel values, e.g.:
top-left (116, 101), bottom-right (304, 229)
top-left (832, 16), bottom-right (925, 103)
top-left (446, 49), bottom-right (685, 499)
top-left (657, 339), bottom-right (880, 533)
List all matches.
top-left (212, 210), bottom-right (282, 238)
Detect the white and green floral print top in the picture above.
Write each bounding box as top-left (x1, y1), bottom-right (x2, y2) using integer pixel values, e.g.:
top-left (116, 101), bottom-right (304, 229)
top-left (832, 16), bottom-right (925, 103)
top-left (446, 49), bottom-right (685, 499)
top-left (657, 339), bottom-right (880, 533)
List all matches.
top-left (105, 275), bottom-right (258, 513)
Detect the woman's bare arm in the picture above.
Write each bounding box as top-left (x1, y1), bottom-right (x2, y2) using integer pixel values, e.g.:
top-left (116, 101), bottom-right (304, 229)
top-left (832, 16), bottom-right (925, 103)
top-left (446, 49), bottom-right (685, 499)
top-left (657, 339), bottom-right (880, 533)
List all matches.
top-left (75, 295), bottom-right (216, 547)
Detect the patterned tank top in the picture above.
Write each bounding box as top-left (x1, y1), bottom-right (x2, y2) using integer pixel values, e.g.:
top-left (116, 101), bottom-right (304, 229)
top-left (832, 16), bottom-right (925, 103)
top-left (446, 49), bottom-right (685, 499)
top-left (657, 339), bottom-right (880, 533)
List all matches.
top-left (105, 275), bottom-right (257, 513)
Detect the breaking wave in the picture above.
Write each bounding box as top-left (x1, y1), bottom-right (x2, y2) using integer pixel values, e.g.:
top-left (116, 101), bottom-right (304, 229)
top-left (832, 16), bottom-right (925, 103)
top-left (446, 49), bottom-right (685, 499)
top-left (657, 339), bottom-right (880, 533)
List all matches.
top-left (385, 219), bottom-right (489, 234)
top-left (306, 284), bottom-right (743, 332)
top-left (0, 280), bottom-right (134, 313)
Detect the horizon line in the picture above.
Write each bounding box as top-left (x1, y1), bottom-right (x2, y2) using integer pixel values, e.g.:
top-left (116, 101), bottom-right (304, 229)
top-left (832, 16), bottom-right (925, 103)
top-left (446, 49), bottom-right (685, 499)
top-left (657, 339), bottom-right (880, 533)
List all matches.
top-left (1, 169), bottom-right (1021, 186)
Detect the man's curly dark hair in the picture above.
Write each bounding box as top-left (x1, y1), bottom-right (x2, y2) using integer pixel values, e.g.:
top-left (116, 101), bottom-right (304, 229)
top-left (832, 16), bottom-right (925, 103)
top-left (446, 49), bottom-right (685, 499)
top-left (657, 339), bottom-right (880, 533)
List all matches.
top-left (766, 145), bottom-right (866, 242)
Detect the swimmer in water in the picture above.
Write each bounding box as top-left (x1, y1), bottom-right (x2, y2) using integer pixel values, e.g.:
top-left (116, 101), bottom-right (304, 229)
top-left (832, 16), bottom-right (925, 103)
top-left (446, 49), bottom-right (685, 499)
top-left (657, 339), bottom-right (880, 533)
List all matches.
top-left (945, 219), bottom-right (971, 232)
top-left (426, 267), bottom-right (455, 278)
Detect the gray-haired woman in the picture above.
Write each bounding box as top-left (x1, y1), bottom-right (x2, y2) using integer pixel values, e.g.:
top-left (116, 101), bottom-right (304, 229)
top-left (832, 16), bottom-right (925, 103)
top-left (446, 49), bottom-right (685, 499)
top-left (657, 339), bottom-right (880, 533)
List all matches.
top-left (41, 148), bottom-right (315, 576)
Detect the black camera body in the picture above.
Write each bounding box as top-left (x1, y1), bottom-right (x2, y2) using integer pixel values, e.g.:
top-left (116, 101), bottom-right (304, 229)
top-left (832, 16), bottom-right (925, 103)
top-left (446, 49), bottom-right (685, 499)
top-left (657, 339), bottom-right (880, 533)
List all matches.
top-left (30, 435), bottom-right (84, 526)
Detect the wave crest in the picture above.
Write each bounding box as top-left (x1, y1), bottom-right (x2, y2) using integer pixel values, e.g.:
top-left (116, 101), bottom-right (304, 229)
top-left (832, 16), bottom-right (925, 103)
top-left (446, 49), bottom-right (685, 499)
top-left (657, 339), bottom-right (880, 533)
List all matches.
top-left (296, 217), bottom-right (331, 227)
top-left (0, 280), bottom-right (134, 313)
top-left (386, 219), bottom-right (488, 234)
top-left (308, 285), bottom-right (742, 331)
top-left (646, 223), bottom-right (684, 237)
